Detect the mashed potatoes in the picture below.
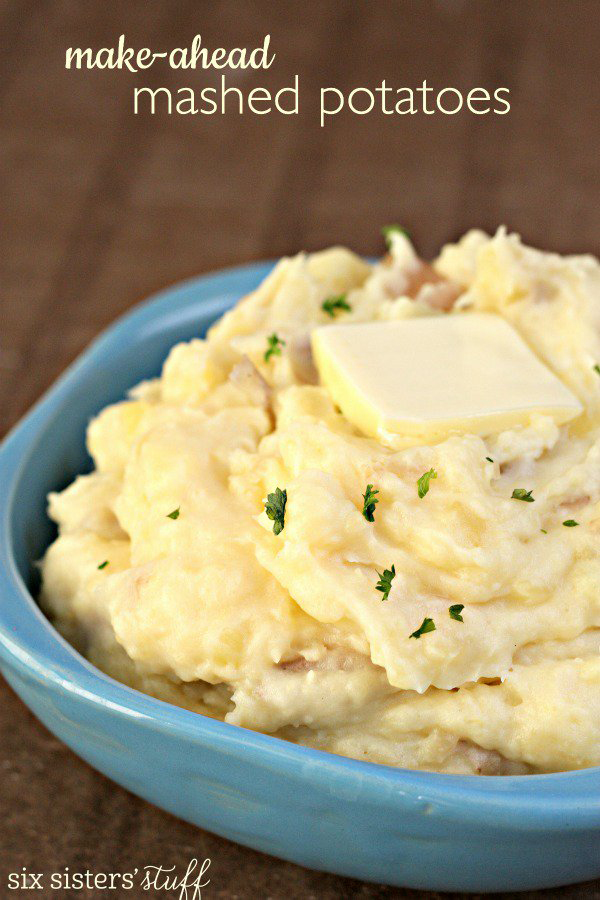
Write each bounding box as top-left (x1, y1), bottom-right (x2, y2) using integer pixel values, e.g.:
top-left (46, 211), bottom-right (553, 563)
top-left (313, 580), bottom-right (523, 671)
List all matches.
top-left (40, 228), bottom-right (600, 775)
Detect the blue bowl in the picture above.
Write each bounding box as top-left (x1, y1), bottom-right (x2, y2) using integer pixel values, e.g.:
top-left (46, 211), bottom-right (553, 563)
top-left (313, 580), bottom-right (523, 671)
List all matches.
top-left (1, 263), bottom-right (599, 892)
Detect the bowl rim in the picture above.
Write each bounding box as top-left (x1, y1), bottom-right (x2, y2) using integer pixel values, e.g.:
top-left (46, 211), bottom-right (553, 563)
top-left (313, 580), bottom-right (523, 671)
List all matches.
top-left (1, 260), bottom-right (600, 829)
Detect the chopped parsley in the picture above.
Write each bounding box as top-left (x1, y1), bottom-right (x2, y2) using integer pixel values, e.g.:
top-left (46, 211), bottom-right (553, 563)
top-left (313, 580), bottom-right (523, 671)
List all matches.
top-left (594, 364), bottom-right (600, 376)
top-left (563, 519), bottom-right (579, 527)
top-left (511, 488), bottom-right (535, 503)
top-left (375, 564), bottom-right (396, 602)
top-left (264, 487), bottom-right (287, 535)
top-left (410, 617), bottom-right (436, 639)
top-left (381, 224), bottom-right (411, 248)
top-left (485, 456), bottom-right (494, 463)
top-left (264, 333), bottom-right (286, 362)
top-left (322, 293), bottom-right (351, 317)
top-left (417, 468), bottom-right (437, 499)
top-left (362, 484), bottom-right (380, 522)
top-left (167, 507), bottom-right (180, 520)
top-left (540, 528), bottom-right (548, 534)
top-left (97, 560), bottom-right (109, 570)
top-left (449, 604), bottom-right (464, 622)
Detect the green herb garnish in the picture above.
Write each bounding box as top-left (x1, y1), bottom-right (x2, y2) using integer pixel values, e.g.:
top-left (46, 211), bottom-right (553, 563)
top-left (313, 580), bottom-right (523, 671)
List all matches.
top-left (594, 364), bottom-right (600, 376)
top-left (381, 224), bottom-right (411, 248)
top-left (449, 604), bottom-right (464, 622)
top-left (167, 507), bottom-right (180, 520)
top-left (362, 484), bottom-right (380, 522)
top-left (485, 456), bottom-right (494, 463)
top-left (264, 333), bottom-right (286, 362)
top-left (375, 564), bottom-right (396, 602)
top-left (563, 519), bottom-right (579, 527)
top-left (265, 487), bottom-right (287, 535)
top-left (97, 560), bottom-right (109, 570)
top-left (541, 528), bottom-right (548, 534)
top-left (322, 294), bottom-right (351, 317)
top-left (511, 488), bottom-right (534, 503)
top-left (417, 468), bottom-right (437, 499)
top-left (410, 617), bottom-right (436, 639)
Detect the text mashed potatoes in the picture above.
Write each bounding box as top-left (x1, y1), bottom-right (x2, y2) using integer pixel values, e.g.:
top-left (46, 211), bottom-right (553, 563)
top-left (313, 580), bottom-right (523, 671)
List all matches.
top-left (40, 228), bottom-right (600, 775)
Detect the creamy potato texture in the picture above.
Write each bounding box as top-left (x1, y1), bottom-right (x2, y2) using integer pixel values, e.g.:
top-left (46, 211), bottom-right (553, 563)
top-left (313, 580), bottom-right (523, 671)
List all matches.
top-left (41, 229), bottom-right (600, 775)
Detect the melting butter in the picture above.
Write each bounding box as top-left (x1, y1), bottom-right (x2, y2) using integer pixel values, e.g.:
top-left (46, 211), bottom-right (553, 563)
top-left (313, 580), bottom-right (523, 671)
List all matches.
top-left (312, 313), bottom-right (582, 442)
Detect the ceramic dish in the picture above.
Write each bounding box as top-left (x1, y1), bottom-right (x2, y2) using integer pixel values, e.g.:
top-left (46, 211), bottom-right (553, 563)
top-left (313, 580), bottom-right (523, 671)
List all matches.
top-left (1, 263), bottom-right (599, 892)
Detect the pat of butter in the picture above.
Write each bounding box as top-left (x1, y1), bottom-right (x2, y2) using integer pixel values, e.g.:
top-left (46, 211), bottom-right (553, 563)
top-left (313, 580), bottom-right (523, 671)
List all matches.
top-left (311, 313), bottom-right (582, 441)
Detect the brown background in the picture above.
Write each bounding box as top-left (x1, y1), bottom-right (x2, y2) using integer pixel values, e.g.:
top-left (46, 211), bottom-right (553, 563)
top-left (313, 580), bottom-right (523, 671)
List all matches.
top-left (1, 1), bottom-right (600, 897)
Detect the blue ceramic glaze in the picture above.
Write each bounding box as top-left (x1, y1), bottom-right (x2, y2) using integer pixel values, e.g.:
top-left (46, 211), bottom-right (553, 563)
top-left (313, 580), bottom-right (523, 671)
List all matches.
top-left (0, 263), bottom-right (599, 892)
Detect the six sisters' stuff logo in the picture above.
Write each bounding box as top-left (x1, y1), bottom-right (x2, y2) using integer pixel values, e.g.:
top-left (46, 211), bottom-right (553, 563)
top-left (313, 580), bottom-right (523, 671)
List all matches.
top-left (6, 859), bottom-right (211, 896)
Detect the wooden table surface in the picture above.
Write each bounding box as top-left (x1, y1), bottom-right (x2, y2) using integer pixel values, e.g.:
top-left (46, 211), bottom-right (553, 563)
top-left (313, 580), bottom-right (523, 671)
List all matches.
top-left (1, 1), bottom-right (600, 897)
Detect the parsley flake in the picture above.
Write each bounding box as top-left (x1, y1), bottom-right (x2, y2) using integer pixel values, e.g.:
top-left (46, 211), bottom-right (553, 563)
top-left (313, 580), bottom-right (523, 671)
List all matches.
top-left (97, 560), bottom-right (109, 570)
top-left (375, 564), bottom-right (395, 602)
top-left (594, 364), bottom-right (600, 376)
top-left (381, 224), bottom-right (411, 248)
top-left (563, 519), bottom-right (579, 527)
top-left (167, 507), bottom-right (180, 520)
top-left (264, 333), bottom-right (286, 362)
top-left (410, 617), bottom-right (436, 639)
top-left (322, 294), bottom-right (351, 317)
top-left (362, 484), bottom-right (380, 522)
top-left (265, 487), bottom-right (287, 535)
top-left (417, 468), bottom-right (437, 499)
top-left (540, 528), bottom-right (548, 534)
top-left (511, 488), bottom-right (535, 503)
top-left (485, 456), bottom-right (494, 463)
top-left (449, 604), bottom-right (464, 622)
